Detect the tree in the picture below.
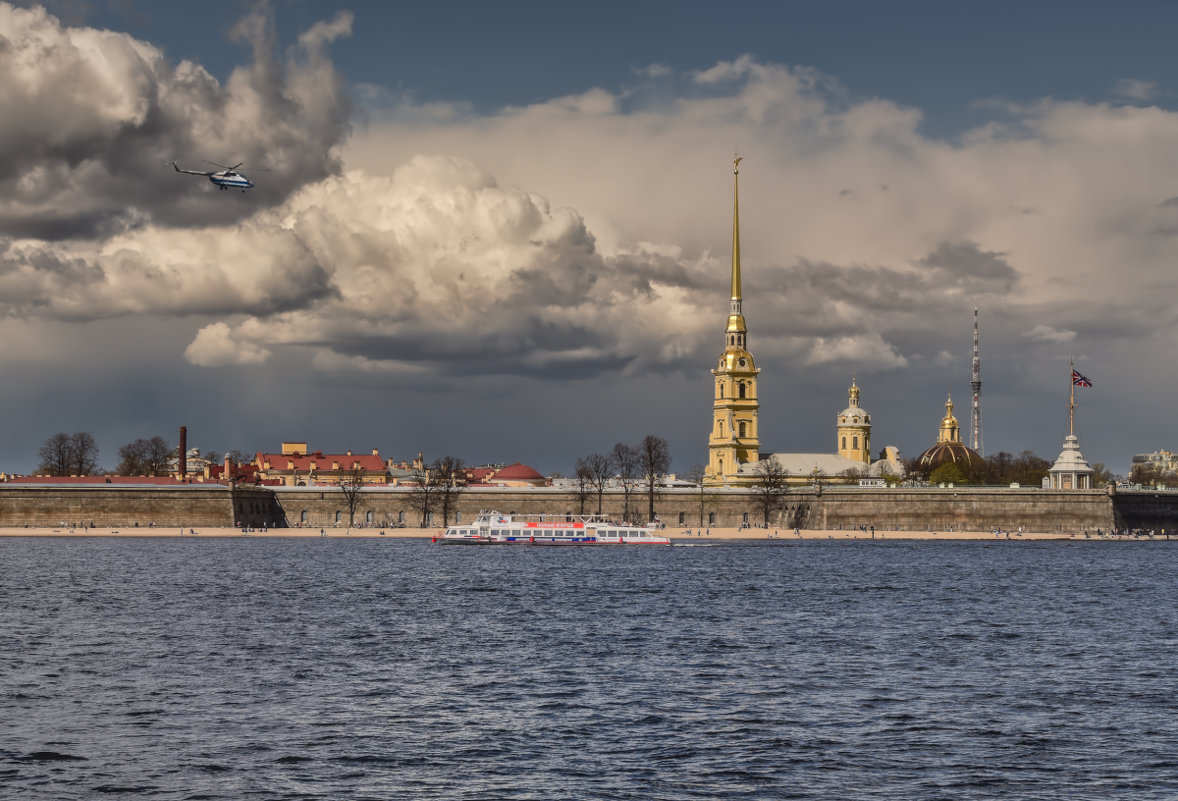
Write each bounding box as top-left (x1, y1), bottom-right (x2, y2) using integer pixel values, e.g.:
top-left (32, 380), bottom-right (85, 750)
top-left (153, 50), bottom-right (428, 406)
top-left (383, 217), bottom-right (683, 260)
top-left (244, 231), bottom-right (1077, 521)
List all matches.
top-left (838, 465), bottom-right (867, 484)
top-left (404, 463), bottom-right (438, 527)
top-left (37, 431), bottom-right (100, 476)
top-left (752, 457), bottom-right (790, 526)
top-left (1089, 462), bottom-right (1117, 487)
top-left (577, 453), bottom-right (614, 515)
top-left (338, 465), bottom-right (366, 526)
top-left (431, 456), bottom-right (467, 527)
top-left (637, 434), bottom-right (671, 523)
top-left (573, 460), bottom-right (594, 515)
top-left (1009, 450), bottom-right (1050, 487)
top-left (612, 442), bottom-right (639, 522)
top-left (116, 435), bottom-right (173, 476)
top-left (682, 464), bottom-right (710, 527)
top-left (929, 462), bottom-right (966, 486)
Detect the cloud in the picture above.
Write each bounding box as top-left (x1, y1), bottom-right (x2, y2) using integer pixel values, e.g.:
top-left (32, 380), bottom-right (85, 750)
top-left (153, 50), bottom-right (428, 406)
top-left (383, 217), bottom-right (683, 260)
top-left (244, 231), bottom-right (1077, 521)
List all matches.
top-left (1113, 78), bottom-right (1159, 102)
top-left (0, 2), bottom-right (353, 239)
top-left (1024, 324), bottom-right (1076, 344)
top-left (185, 321), bottom-right (272, 366)
top-left (168, 156), bottom-right (719, 378)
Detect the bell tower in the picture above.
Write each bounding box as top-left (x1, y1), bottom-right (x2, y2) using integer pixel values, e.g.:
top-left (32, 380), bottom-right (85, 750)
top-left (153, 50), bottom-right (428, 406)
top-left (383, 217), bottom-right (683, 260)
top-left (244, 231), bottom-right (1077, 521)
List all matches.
top-left (705, 155), bottom-right (760, 486)
top-left (836, 376), bottom-right (871, 464)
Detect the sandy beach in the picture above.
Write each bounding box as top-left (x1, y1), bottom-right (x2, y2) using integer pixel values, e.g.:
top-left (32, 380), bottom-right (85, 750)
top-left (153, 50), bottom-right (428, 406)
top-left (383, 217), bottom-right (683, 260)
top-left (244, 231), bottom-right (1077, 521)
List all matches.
top-left (0, 525), bottom-right (1144, 540)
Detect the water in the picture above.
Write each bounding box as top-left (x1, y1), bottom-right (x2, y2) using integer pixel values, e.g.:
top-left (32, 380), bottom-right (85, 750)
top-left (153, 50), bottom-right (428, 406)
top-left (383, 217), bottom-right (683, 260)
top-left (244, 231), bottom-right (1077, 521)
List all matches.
top-left (2, 537), bottom-right (1177, 800)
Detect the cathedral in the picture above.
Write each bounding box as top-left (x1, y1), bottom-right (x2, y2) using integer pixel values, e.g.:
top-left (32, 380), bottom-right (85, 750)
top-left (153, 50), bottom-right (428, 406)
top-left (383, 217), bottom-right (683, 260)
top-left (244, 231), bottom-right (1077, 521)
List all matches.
top-left (702, 158), bottom-right (901, 488)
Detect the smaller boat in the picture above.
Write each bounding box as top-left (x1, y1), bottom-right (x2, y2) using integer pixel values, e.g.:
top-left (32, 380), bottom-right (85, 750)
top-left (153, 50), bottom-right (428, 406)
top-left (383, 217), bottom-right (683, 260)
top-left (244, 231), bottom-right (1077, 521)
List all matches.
top-left (434, 511), bottom-right (671, 546)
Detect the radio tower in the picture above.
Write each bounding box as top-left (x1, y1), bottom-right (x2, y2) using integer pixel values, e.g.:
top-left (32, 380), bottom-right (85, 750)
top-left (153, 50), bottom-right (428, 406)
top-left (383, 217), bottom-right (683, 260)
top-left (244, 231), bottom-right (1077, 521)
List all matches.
top-left (970, 306), bottom-right (984, 455)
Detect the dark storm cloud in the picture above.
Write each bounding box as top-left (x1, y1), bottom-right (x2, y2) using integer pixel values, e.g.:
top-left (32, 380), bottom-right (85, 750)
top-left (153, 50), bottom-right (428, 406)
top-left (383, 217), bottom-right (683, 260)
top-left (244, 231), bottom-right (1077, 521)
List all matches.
top-left (917, 241), bottom-right (1018, 291)
top-left (0, 3), bottom-right (352, 239)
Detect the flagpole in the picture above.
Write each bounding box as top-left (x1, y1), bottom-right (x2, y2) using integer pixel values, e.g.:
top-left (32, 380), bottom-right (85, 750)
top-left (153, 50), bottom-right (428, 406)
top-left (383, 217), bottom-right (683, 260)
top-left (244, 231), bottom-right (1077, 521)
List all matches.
top-left (1069, 360), bottom-right (1076, 438)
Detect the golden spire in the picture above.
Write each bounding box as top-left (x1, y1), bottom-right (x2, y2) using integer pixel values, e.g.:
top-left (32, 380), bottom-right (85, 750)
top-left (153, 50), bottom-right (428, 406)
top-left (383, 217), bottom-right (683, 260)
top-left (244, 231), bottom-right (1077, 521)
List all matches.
top-left (848, 374), bottom-right (860, 406)
top-left (731, 154), bottom-right (742, 301)
top-left (726, 154), bottom-right (746, 338)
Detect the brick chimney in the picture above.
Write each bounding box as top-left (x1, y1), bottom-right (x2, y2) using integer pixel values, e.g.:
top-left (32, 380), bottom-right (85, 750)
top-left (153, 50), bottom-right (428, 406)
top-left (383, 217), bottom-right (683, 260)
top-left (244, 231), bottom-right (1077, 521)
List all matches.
top-left (179, 426), bottom-right (187, 480)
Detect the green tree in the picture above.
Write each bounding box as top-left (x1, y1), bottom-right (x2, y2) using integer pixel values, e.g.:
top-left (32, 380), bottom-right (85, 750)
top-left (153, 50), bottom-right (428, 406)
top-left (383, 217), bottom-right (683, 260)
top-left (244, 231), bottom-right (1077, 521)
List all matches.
top-left (929, 462), bottom-right (966, 486)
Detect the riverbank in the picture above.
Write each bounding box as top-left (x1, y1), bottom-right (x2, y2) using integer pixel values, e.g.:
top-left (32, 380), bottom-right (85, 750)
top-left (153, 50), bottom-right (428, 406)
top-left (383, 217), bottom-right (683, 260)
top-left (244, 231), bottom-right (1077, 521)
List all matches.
top-left (0, 525), bottom-right (1155, 540)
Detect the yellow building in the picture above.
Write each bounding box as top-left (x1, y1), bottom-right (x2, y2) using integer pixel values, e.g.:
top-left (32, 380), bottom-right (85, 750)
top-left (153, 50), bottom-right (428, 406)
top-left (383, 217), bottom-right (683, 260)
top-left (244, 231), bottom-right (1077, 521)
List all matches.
top-left (836, 378), bottom-right (871, 464)
top-left (704, 156), bottom-right (760, 486)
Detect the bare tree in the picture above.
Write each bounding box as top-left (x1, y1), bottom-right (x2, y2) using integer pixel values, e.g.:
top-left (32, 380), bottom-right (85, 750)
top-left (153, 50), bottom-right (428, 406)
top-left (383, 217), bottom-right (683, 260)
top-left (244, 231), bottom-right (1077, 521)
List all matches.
top-left (37, 431), bottom-right (100, 476)
top-left (117, 435), bottom-right (173, 476)
top-left (752, 457), bottom-right (790, 526)
top-left (578, 453), bottom-right (614, 515)
top-left (612, 442), bottom-right (640, 522)
top-left (682, 463), bottom-right (718, 527)
top-left (637, 434), bottom-right (671, 523)
top-left (431, 456), bottom-right (468, 526)
top-left (573, 460), bottom-right (593, 514)
top-left (338, 465), bottom-right (366, 527)
top-left (838, 465), bottom-right (867, 484)
top-left (404, 463), bottom-right (438, 527)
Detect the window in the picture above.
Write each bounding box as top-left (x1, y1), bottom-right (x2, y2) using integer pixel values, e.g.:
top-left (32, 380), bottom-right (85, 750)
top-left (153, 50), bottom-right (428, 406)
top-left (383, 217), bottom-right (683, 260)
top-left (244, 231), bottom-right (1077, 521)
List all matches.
top-left (719, 420), bottom-right (724, 436)
top-left (300, 510), bottom-right (308, 523)
top-left (853, 436), bottom-right (859, 450)
top-left (739, 421), bottom-right (747, 438)
top-left (366, 510), bottom-right (374, 523)
top-left (841, 436), bottom-right (846, 449)
top-left (708, 512), bottom-right (715, 525)
top-left (678, 512), bottom-right (685, 524)
top-left (743, 512), bottom-right (749, 524)
top-left (738, 382), bottom-right (746, 399)
top-left (455, 511), bottom-right (462, 523)
top-left (334, 510), bottom-right (341, 523)
top-left (397, 511), bottom-right (404, 523)
top-left (719, 384), bottom-right (725, 398)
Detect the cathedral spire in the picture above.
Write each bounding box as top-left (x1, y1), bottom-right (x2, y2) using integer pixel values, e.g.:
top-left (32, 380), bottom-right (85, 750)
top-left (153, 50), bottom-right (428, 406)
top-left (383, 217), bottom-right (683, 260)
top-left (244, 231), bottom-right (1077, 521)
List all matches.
top-left (726, 154), bottom-right (747, 345)
top-left (706, 154), bottom-right (760, 487)
top-left (731, 154), bottom-right (742, 303)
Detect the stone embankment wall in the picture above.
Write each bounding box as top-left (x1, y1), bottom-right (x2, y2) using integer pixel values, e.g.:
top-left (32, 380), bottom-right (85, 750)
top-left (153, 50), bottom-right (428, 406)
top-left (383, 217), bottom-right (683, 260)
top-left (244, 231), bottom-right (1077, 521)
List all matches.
top-left (5, 483), bottom-right (1171, 534)
top-left (0, 485), bottom-right (282, 528)
top-left (271, 485), bottom-right (1122, 534)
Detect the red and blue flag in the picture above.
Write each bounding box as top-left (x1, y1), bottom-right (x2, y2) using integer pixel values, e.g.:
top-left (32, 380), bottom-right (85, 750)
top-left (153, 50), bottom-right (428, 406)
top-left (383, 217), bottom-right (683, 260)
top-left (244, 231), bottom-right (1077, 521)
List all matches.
top-left (1072, 369), bottom-right (1092, 387)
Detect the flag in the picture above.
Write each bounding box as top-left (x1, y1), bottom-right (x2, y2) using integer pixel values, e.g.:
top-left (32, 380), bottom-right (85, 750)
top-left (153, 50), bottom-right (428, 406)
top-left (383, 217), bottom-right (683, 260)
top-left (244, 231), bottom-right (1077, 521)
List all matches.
top-left (1072, 369), bottom-right (1092, 387)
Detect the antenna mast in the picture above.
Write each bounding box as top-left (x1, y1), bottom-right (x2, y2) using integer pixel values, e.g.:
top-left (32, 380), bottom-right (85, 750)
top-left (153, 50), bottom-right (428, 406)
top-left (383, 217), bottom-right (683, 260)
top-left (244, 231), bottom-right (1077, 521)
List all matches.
top-left (970, 306), bottom-right (984, 455)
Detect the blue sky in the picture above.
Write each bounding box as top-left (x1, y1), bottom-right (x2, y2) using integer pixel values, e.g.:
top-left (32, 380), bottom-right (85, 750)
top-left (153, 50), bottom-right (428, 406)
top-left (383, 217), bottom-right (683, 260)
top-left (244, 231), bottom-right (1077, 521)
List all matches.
top-left (2, 0), bottom-right (1177, 478)
top-left (79, 0), bottom-right (1178, 134)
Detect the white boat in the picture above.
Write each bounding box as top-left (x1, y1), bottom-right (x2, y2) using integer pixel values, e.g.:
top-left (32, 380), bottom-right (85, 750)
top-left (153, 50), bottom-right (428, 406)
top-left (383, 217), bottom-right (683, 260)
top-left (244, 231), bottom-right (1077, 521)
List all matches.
top-left (434, 511), bottom-right (671, 546)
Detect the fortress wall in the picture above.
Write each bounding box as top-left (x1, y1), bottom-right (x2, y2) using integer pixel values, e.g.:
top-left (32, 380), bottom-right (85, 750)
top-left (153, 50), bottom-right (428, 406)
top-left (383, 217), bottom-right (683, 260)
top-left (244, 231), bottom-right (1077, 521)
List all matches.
top-left (0, 485), bottom-right (282, 528)
top-left (1109, 490), bottom-right (1178, 532)
top-left (1, 483), bottom-right (1152, 534)
top-left (271, 485), bottom-right (1119, 534)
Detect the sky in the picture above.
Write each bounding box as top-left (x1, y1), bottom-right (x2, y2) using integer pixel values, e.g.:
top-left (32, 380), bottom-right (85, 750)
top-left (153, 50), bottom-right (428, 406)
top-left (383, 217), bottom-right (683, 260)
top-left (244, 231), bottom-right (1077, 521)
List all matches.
top-left (2, 0), bottom-right (1177, 478)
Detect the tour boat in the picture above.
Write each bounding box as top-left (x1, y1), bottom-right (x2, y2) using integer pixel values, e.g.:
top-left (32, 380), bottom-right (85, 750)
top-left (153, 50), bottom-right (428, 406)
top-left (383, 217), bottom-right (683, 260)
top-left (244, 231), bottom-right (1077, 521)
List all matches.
top-left (434, 511), bottom-right (671, 545)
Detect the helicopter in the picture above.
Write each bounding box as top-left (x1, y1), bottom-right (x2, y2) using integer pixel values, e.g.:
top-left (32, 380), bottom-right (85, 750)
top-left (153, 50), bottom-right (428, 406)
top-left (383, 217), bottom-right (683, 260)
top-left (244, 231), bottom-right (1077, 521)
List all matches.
top-left (168, 160), bottom-right (257, 192)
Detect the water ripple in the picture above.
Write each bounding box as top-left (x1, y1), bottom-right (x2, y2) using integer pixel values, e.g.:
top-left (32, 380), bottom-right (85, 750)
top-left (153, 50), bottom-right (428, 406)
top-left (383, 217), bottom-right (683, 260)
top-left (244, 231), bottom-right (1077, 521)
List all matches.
top-left (3, 538), bottom-right (1178, 799)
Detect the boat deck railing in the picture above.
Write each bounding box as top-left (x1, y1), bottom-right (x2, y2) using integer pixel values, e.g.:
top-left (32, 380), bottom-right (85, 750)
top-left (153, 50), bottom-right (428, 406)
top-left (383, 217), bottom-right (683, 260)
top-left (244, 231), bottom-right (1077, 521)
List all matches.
top-left (471, 510), bottom-right (653, 527)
